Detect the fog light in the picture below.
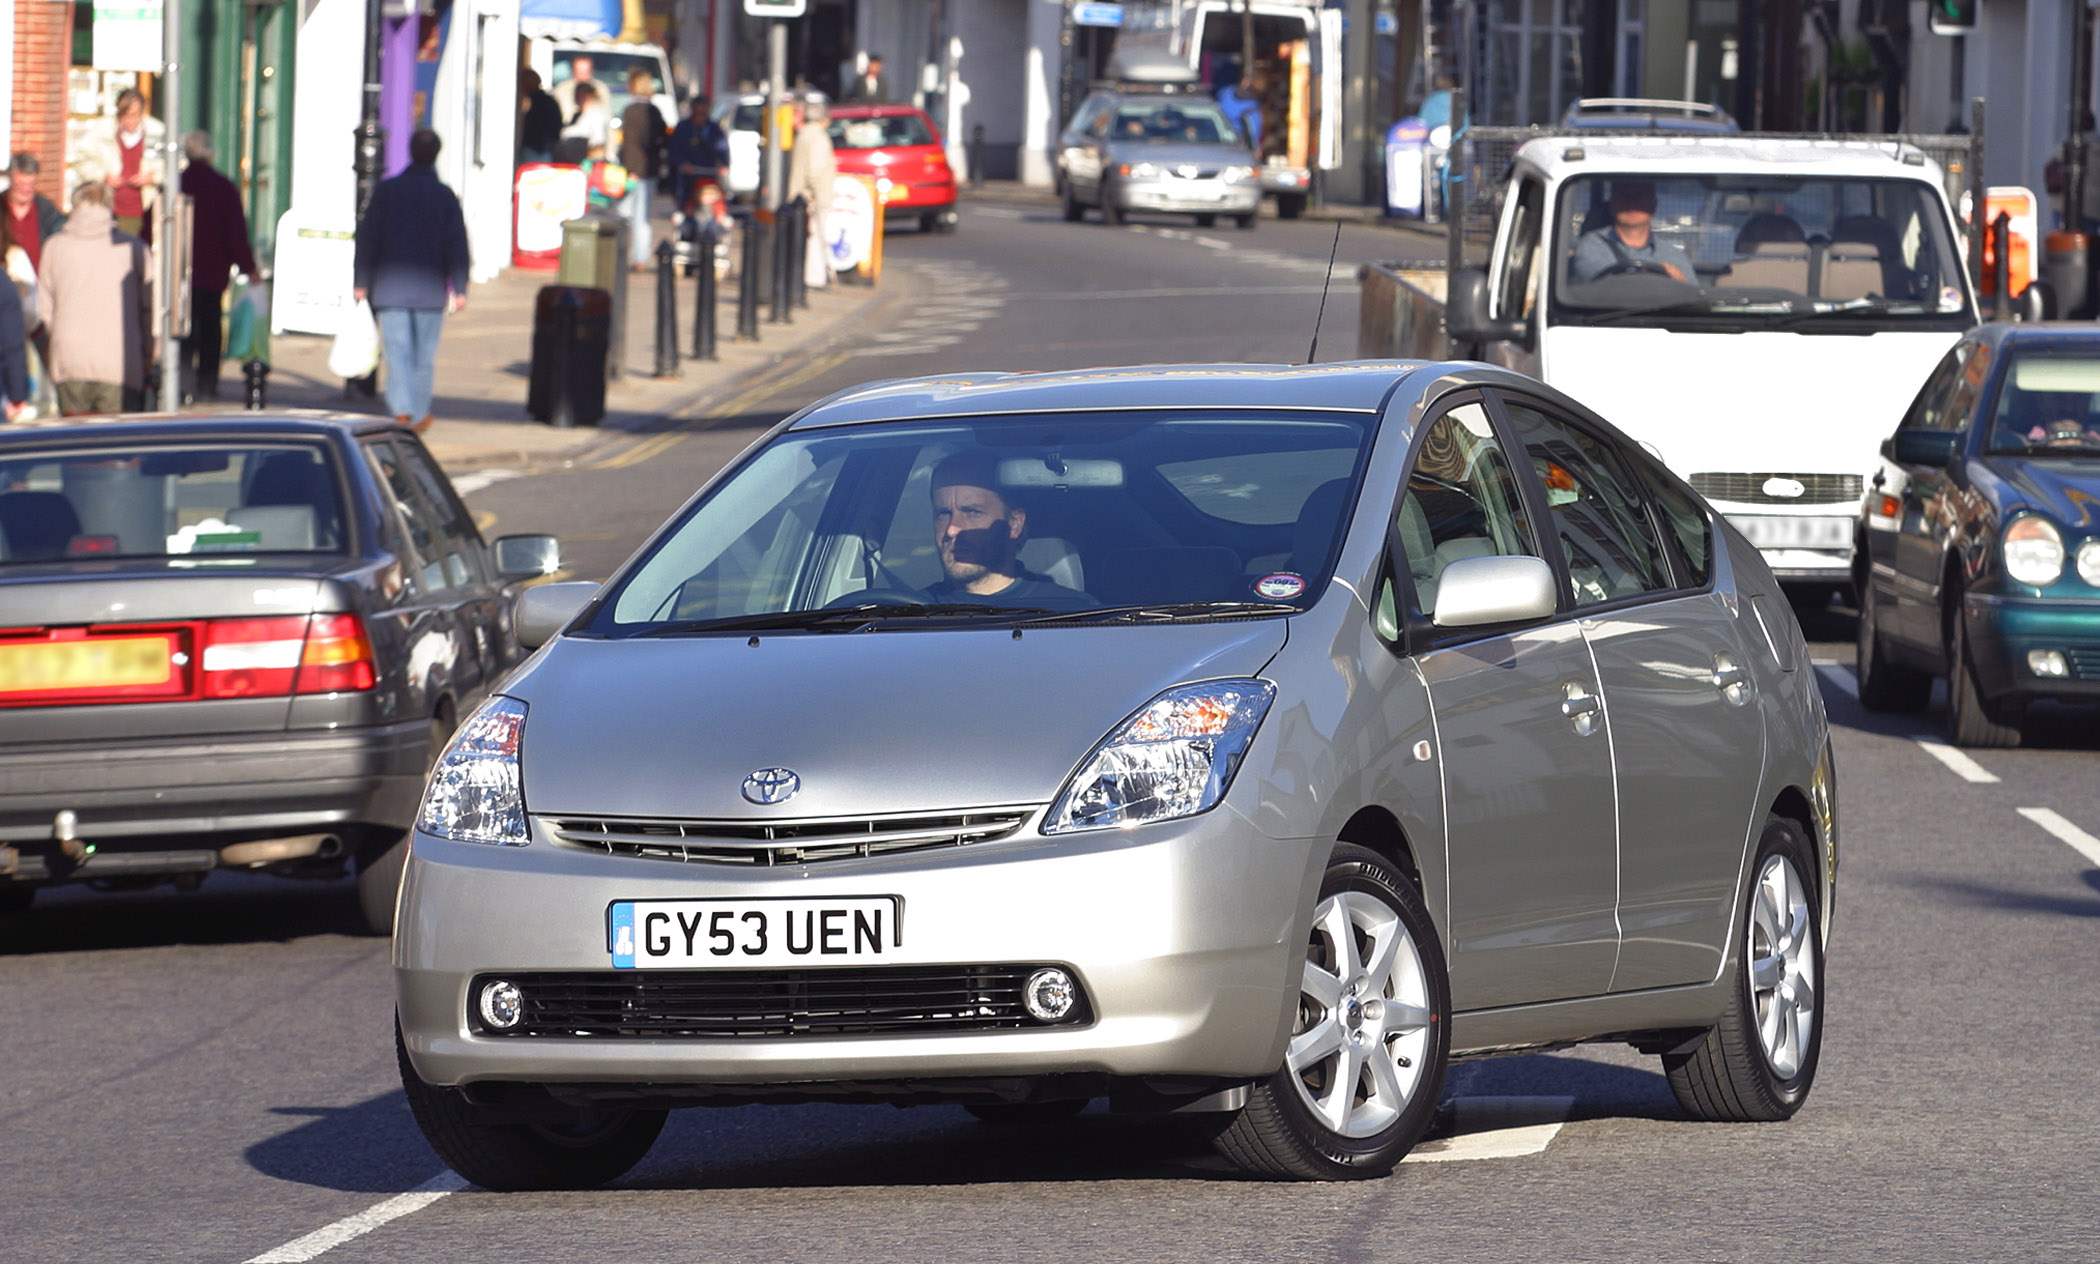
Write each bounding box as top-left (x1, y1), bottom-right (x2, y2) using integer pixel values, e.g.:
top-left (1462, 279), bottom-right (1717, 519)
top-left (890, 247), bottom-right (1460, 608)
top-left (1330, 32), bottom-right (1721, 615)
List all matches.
top-left (2028, 649), bottom-right (2070, 679)
top-left (478, 980), bottom-right (524, 1030)
top-left (1023, 968), bottom-right (1076, 1022)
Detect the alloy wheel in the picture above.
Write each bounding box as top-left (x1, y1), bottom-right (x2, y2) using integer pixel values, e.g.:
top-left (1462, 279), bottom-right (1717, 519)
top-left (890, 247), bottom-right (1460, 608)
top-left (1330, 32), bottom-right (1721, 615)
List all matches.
top-left (1285, 890), bottom-right (1433, 1139)
top-left (1748, 853), bottom-right (1817, 1079)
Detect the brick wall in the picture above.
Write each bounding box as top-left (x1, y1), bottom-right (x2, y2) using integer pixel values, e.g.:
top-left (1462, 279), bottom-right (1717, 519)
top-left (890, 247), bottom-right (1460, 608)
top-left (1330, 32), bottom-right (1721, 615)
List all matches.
top-left (10, 0), bottom-right (72, 178)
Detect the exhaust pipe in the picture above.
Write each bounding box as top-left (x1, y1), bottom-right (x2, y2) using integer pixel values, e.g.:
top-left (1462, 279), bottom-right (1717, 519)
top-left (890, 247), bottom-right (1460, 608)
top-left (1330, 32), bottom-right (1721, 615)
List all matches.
top-left (218, 834), bottom-right (344, 868)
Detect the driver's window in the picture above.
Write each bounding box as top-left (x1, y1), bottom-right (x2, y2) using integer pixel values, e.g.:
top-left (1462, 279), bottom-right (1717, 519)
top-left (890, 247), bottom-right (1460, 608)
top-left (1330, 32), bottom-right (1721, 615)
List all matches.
top-left (1391, 403), bottom-right (1543, 620)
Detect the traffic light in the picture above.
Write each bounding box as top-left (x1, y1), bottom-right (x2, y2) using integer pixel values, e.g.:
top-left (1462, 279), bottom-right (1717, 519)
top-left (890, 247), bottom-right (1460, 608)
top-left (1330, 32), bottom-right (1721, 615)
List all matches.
top-left (1929, 0), bottom-right (1977, 35)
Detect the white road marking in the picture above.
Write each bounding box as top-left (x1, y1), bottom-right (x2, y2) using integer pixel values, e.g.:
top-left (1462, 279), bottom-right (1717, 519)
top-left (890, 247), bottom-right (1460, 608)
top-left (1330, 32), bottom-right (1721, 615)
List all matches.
top-left (970, 206), bottom-right (1024, 219)
top-left (2017, 807), bottom-right (2100, 868)
top-left (245, 1171), bottom-right (466, 1263)
top-left (1813, 662), bottom-right (1859, 700)
top-left (1403, 1095), bottom-right (1573, 1163)
top-left (449, 469), bottom-right (520, 497)
top-left (1912, 736), bottom-right (2001, 784)
top-left (1194, 236), bottom-right (1230, 250)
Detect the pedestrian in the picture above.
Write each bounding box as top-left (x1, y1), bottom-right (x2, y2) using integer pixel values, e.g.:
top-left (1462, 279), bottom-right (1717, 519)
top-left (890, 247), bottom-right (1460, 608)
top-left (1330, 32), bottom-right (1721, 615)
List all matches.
top-left (787, 97), bottom-right (836, 289)
top-left (0, 211), bottom-right (27, 421)
top-left (518, 69), bottom-right (562, 165)
top-left (844, 54), bottom-right (891, 104)
top-left (352, 128), bottom-right (469, 434)
top-left (618, 67), bottom-right (669, 269)
top-left (561, 80), bottom-right (611, 163)
top-left (36, 182), bottom-right (152, 415)
top-left (552, 55), bottom-right (604, 121)
top-left (668, 94), bottom-right (731, 213)
top-left (3, 153), bottom-right (65, 276)
top-left (178, 131), bottom-right (259, 403)
top-left (72, 88), bottom-right (166, 236)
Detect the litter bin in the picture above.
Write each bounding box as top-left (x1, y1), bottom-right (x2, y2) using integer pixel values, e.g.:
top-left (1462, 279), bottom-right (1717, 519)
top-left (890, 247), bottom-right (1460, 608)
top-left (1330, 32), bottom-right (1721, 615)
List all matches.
top-left (528, 285), bottom-right (611, 427)
top-left (559, 213), bottom-right (628, 379)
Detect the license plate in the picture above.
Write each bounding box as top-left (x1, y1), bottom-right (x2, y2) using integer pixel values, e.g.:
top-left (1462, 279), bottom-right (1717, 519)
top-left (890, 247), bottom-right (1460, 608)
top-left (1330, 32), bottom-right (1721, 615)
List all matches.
top-left (610, 897), bottom-right (902, 969)
top-left (1725, 515), bottom-right (1853, 550)
top-left (0, 635), bottom-right (173, 695)
top-left (1172, 181), bottom-right (1224, 199)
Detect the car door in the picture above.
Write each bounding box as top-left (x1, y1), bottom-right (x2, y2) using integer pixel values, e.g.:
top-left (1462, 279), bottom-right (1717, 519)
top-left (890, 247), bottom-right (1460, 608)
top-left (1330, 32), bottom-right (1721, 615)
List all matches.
top-left (1883, 341), bottom-right (1986, 652)
top-left (1400, 398), bottom-right (1620, 1008)
top-left (1494, 390), bottom-right (1768, 991)
top-left (390, 434), bottom-right (509, 684)
top-left (359, 437), bottom-right (483, 723)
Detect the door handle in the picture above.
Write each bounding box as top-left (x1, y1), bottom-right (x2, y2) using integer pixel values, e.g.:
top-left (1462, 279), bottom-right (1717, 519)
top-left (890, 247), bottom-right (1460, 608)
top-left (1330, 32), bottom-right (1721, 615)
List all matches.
top-left (1560, 682), bottom-right (1601, 735)
top-left (1712, 653), bottom-right (1751, 705)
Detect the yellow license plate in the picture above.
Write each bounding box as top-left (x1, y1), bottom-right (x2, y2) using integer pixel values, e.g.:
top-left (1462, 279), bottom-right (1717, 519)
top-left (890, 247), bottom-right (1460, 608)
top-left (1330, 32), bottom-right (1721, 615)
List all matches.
top-left (0, 637), bottom-right (173, 694)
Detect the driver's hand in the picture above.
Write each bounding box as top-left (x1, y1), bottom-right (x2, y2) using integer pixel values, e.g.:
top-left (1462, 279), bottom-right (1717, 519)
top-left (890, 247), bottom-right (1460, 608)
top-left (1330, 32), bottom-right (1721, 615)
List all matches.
top-left (1664, 263), bottom-right (1688, 282)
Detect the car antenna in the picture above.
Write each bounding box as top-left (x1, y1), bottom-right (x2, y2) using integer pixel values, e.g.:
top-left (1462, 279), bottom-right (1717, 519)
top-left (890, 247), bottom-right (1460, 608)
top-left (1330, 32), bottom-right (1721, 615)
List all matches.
top-left (1306, 221), bottom-right (1342, 364)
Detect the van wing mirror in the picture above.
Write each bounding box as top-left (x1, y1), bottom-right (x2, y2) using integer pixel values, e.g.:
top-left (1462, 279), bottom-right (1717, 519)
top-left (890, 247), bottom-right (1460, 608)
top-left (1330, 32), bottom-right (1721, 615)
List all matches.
top-left (1444, 267), bottom-right (1528, 348)
top-left (1431, 554), bottom-right (1558, 628)
top-left (512, 581), bottom-right (598, 650)
top-left (1890, 430), bottom-right (1961, 468)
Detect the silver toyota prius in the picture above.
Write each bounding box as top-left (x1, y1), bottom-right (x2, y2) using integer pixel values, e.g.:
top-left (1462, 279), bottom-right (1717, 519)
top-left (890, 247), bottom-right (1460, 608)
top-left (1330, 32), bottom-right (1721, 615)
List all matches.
top-left (395, 361), bottom-right (1837, 1189)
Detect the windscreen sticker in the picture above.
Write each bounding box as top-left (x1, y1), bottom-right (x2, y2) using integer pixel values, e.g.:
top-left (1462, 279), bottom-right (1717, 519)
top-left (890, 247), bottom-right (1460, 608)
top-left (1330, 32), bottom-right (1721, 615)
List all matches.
top-left (1255, 572), bottom-right (1306, 601)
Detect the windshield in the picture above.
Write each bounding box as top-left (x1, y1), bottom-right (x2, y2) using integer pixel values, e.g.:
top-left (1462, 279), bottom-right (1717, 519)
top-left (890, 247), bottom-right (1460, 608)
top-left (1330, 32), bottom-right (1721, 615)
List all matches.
top-left (831, 113), bottom-right (935, 149)
top-left (591, 411), bottom-right (1372, 634)
top-left (1551, 174), bottom-right (1973, 329)
top-left (0, 442), bottom-right (346, 564)
top-left (1986, 353), bottom-right (2100, 455)
top-left (1110, 103), bottom-right (1236, 145)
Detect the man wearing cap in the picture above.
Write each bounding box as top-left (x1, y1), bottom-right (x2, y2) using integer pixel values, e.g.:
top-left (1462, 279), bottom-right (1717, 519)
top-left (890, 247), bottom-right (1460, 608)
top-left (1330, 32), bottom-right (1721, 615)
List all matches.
top-left (924, 451), bottom-right (1094, 611)
top-left (1571, 180), bottom-right (1697, 285)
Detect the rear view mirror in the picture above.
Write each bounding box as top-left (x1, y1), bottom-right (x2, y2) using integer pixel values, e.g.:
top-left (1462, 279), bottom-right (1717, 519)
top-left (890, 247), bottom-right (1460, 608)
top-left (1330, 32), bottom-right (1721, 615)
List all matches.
top-left (1890, 430), bottom-right (1961, 469)
top-left (1445, 268), bottom-right (1528, 349)
top-left (513, 581), bottom-right (598, 650)
top-left (1432, 554), bottom-right (1558, 628)
top-left (493, 533), bottom-right (562, 580)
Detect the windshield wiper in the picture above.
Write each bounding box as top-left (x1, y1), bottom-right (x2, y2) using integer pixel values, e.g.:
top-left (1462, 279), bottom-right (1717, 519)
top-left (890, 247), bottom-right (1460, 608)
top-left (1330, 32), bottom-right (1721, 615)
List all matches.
top-left (1573, 298), bottom-right (1737, 326)
top-left (633, 602), bottom-right (1055, 635)
top-left (1017, 600), bottom-right (1297, 626)
top-left (1766, 299), bottom-right (1930, 328)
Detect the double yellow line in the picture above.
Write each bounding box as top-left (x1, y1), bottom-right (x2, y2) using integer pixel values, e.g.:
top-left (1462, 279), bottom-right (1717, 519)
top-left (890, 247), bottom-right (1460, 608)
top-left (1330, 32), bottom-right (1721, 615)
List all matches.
top-left (593, 429), bottom-right (687, 470)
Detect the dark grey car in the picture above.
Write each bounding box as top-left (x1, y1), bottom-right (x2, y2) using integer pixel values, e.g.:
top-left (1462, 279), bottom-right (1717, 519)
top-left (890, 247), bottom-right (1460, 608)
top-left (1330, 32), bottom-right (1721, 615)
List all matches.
top-left (0, 413), bottom-right (558, 931)
top-left (1057, 90), bottom-right (1263, 228)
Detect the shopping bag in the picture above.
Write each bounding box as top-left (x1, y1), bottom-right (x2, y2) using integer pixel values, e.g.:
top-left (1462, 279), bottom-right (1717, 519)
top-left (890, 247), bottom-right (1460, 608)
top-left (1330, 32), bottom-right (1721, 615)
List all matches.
top-left (225, 286), bottom-right (256, 362)
top-left (327, 299), bottom-right (380, 379)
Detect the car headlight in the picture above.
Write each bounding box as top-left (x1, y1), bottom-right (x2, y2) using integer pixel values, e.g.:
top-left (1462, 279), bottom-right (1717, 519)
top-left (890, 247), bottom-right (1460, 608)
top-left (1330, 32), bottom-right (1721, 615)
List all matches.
top-left (416, 696), bottom-right (530, 845)
top-left (1043, 680), bottom-right (1275, 834)
top-left (2079, 538), bottom-right (2100, 588)
top-left (1122, 162), bottom-right (1163, 180)
top-left (1221, 165), bottom-right (1254, 182)
top-left (2003, 515), bottom-right (2066, 587)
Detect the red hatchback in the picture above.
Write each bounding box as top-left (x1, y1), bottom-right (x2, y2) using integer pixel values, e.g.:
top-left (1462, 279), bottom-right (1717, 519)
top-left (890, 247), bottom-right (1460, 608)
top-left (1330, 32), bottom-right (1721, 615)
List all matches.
top-left (827, 104), bottom-right (959, 233)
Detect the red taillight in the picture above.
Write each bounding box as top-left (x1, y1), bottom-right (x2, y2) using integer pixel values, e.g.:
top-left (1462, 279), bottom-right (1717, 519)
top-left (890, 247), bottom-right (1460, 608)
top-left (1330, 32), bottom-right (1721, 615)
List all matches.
top-left (1873, 494), bottom-right (1900, 518)
top-left (201, 614), bottom-right (376, 698)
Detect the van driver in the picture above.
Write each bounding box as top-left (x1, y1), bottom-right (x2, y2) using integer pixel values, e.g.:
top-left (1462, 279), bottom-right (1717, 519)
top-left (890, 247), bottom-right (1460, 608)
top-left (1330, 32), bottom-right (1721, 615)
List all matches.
top-left (926, 452), bottom-right (1096, 611)
top-left (1572, 181), bottom-right (1697, 285)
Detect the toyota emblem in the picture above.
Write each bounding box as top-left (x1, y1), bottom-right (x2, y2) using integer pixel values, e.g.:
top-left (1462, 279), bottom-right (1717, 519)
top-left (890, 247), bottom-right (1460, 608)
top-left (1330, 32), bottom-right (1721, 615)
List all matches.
top-left (742, 768), bottom-right (800, 805)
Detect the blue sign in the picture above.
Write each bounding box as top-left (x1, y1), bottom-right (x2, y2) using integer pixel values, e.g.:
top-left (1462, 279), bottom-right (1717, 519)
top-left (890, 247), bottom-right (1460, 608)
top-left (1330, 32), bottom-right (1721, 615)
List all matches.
top-left (1074, 2), bottom-right (1124, 28)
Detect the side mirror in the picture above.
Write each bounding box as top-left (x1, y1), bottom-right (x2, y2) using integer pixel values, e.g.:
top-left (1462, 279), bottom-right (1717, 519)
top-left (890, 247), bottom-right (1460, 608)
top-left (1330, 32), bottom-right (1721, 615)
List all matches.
top-left (1890, 430), bottom-right (1961, 469)
top-left (1432, 554), bottom-right (1558, 628)
top-left (513, 581), bottom-right (598, 650)
top-left (493, 533), bottom-right (562, 581)
top-left (1444, 267), bottom-right (1528, 348)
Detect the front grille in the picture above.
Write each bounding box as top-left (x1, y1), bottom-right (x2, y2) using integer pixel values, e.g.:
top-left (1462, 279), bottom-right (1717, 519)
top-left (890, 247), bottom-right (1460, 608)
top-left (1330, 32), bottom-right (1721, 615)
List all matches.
top-left (1689, 472), bottom-right (1864, 506)
top-left (471, 965), bottom-right (1086, 1038)
top-left (2064, 647), bottom-right (2100, 681)
top-left (542, 808), bottom-right (1035, 866)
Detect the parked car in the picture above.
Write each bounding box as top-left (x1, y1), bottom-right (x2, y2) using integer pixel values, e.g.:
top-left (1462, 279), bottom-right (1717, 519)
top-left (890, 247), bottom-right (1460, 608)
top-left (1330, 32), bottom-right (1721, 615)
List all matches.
top-left (395, 360), bottom-right (1835, 1190)
top-left (1855, 323), bottom-right (2100, 745)
top-left (1056, 86), bottom-right (1263, 228)
top-left (828, 104), bottom-right (958, 233)
top-left (0, 413), bottom-right (560, 931)
top-left (1559, 97), bottom-right (1741, 133)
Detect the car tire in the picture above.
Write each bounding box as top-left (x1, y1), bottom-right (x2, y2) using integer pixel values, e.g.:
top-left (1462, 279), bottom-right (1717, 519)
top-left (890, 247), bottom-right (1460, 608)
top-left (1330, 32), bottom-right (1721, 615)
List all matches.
top-left (1945, 598), bottom-right (2023, 748)
top-left (1664, 815), bottom-right (1822, 1122)
top-left (397, 1023), bottom-right (666, 1191)
top-left (965, 1099), bottom-right (1091, 1125)
top-left (1102, 189), bottom-right (1125, 227)
top-left (1062, 184), bottom-right (1084, 222)
top-left (1275, 193), bottom-right (1307, 220)
top-left (1234, 212), bottom-right (1257, 230)
top-left (1854, 576), bottom-right (1930, 712)
top-left (1209, 842), bottom-right (1449, 1180)
top-left (1194, 213), bottom-right (1217, 228)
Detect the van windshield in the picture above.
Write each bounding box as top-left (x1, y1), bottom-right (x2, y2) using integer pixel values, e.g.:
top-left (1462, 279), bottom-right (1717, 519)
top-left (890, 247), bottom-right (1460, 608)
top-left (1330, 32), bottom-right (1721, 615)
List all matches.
top-left (1549, 174), bottom-right (1974, 331)
top-left (590, 411), bottom-right (1372, 634)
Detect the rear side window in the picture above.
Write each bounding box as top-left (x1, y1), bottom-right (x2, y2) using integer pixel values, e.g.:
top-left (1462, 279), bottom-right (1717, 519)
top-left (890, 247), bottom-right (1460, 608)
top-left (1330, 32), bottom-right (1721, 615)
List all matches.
top-left (1643, 470), bottom-right (1712, 587)
top-left (832, 114), bottom-right (934, 149)
top-left (0, 442), bottom-right (345, 564)
top-left (1500, 399), bottom-right (1671, 605)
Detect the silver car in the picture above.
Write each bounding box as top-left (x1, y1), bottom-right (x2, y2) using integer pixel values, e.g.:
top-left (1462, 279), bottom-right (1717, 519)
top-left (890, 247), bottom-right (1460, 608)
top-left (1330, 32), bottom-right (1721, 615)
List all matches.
top-left (1057, 91), bottom-right (1263, 228)
top-left (396, 361), bottom-right (1836, 1188)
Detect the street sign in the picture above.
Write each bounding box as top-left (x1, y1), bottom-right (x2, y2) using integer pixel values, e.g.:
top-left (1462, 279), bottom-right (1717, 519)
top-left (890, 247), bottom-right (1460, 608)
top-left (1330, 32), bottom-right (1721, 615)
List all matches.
top-left (743, 0), bottom-right (806, 16)
top-left (1073, 3), bottom-right (1125, 26)
top-left (92, 0), bottom-right (163, 73)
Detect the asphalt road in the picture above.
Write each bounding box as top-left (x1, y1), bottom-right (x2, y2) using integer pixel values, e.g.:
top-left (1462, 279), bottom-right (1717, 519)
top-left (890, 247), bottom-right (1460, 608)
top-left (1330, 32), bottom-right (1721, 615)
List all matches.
top-left (5, 205), bottom-right (2097, 1263)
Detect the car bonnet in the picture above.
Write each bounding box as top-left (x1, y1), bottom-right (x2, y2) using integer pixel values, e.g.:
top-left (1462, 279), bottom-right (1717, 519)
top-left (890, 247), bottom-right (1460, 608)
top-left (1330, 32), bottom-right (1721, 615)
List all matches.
top-left (507, 620), bottom-right (1289, 820)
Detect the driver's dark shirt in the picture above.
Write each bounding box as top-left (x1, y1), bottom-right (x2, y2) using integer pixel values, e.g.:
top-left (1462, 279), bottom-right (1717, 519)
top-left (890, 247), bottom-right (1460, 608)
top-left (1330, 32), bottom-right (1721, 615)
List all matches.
top-left (1571, 228), bottom-right (1698, 285)
top-left (925, 570), bottom-right (1097, 611)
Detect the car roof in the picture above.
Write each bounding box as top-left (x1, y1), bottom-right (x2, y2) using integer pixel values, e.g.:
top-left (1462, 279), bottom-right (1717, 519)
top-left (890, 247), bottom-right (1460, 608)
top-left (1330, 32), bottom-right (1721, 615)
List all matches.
top-left (0, 409), bottom-right (410, 447)
top-left (1971, 321), bottom-right (2100, 352)
top-left (1519, 135), bottom-right (1950, 183)
top-left (784, 362), bottom-right (1438, 429)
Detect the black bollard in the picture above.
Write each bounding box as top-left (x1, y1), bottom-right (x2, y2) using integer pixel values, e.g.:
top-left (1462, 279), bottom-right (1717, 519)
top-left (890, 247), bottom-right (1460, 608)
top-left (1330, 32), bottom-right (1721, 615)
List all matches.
top-left (970, 124), bottom-right (986, 190)
top-left (550, 289), bottom-right (580, 428)
top-left (691, 224), bottom-right (719, 360)
top-left (653, 239), bottom-right (681, 379)
top-left (242, 359), bottom-right (270, 410)
top-left (787, 197), bottom-right (809, 310)
top-left (737, 216), bottom-right (764, 341)
top-left (768, 206), bottom-right (793, 325)
top-left (1991, 210), bottom-right (2012, 322)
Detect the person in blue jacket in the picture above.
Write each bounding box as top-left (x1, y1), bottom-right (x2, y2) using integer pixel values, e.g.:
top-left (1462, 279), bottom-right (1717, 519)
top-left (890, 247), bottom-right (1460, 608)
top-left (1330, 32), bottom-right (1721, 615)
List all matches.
top-left (352, 128), bottom-right (470, 433)
top-left (0, 255), bottom-right (26, 420)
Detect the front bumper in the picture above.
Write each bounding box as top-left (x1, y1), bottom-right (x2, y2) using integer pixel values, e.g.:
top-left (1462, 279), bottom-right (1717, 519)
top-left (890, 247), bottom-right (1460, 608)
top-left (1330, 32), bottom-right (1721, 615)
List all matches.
top-left (1113, 179), bottom-right (1262, 217)
top-left (1963, 592), bottom-right (2100, 703)
top-left (396, 807), bottom-right (1324, 1090)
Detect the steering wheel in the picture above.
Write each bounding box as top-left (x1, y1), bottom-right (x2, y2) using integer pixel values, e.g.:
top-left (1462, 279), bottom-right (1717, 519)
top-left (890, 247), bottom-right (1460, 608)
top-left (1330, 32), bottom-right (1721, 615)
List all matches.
top-left (821, 586), bottom-right (929, 609)
top-left (1599, 259), bottom-right (1677, 279)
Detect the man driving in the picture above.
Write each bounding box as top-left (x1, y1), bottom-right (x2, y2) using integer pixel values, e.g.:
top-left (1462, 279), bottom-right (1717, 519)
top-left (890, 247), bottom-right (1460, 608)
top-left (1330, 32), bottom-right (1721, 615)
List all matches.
top-left (925, 452), bottom-right (1095, 610)
top-left (1571, 180), bottom-right (1698, 285)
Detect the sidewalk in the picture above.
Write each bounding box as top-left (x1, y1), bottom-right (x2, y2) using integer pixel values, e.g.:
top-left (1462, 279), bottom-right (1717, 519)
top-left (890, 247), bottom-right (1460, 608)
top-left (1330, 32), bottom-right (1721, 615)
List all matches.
top-left (256, 250), bottom-right (895, 475)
